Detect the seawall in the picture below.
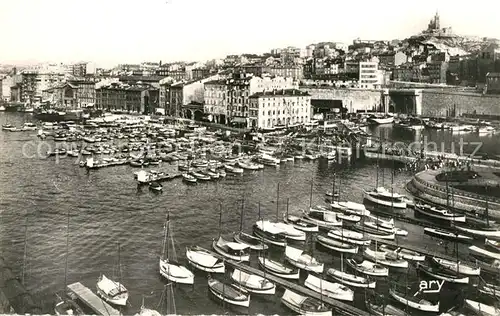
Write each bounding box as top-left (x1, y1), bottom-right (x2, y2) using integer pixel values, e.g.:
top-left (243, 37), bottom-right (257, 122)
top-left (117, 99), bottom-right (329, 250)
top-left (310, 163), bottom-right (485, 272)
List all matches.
top-left (421, 89), bottom-right (500, 118)
top-left (299, 87), bottom-right (384, 112)
top-left (0, 257), bottom-right (40, 314)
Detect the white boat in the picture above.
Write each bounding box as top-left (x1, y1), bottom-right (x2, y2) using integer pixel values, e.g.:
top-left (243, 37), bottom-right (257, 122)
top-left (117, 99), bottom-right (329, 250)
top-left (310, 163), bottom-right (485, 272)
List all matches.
top-left (455, 225), bottom-right (500, 238)
top-left (22, 123), bottom-right (37, 131)
top-left (379, 245), bottom-right (425, 262)
top-left (369, 116), bottom-right (394, 125)
top-left (363, 248), bottom-right (408, 269)
top-left (485, 239), bottom-right (500, 252)
top-left (258, 256), bottom-right (300, 279)
top-left (389, 289), bottom-right (439, 313)
top-left (159, 216), bottom-right (194, 284)
top-left (424, 227), bottom-right (473, 242)
top-left (208, 278), bottom-right (250, 308)
top-left (233, 232), bottom-right (268, 251)
top-left (224, 164), bottom-right (244, 174)
top-left (285, 245), bottom-right (324, 273)
top-left (134, 306), bottom-right (162, 316)
top-left (281, 289), bottom-right (332, 316)
top-left (316, 235), bottom-right (358, 254)
top-left (479, 283), bottom-right (500, 298)
top-left (326, 267), bottom-right (376, 289)
top-left (346, 258), bottom-right (388, 276)
top-left (303, 209), bottom-right (343, 229)
top-left (273, 222), bottom-right (306, 241)
top-left (334, 201), bottom-right (370, 216)
top-left (327, 228), bottom-right (370, 246)
top-left (304, 274), bottom-right (353, 302)
top-left (431, 257), bottom-right (480, 276)
top-left (479, 126), bottom-right (496, 135)
top-left (284, 214), bottom-right (319, 232)
top-left (366, 300), bottom-right (408, 316)
top-left (465, 299), bottom-right (500, 316)
top-left (417, 264), bottom-right (469, 284)
top-left (186, 246), bottom-right (225, 273)
top-left (237, 161), bottom-right (261, 170)
top-left (253, 220), bottom-right (287, 247)
top-left (414, 203), bottom-right (466, 222)
top-left (182, 173), bottom-right (197, 183)
top-left (363, 187), bottom-right (407, 210)
top-left (96, 274), bottom-right (128, 306)
top-left (212, 236), bottom-right (250, 262)
top-left (231, 269), bottom-right (275, 295)
top-left (469, 246), bottom-right (500, 260)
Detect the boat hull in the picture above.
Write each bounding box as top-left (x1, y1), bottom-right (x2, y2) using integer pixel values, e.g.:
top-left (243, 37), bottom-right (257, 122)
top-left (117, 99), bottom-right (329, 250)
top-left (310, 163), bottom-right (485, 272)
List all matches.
top-left (212, 240), bottom-right (250, 262)
top-left (258, 257), bottom-right (300, 280)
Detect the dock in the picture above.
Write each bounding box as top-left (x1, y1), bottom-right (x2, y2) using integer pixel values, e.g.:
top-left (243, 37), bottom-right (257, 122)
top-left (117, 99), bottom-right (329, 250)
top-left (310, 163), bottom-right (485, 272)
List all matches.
top-left (136, 172), bottom-right (181, 184)
top-left (86, 159), bottom-right (131, 170)
top-left (199, 248), bottom-right (370, 316)
top-left (67, 282), bottom-right (120, 316)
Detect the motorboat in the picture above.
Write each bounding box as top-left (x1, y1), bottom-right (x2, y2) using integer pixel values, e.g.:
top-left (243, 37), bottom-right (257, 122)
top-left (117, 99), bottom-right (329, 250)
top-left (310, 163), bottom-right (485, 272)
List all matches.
top-left (479, 283), bottom-right (500, 298)
top-left (149, 182), bottom-right (162, 192)
top-left (417, 264), bottom-right (469, 284)
top-left (431, 257), bottom-right (480, 276)
top-left (334, 201), bottom-right (370, 216)
top-left (414, 203), bottom-right (466, 222)
top-left (237, 160), bottom-right (261, 170)
top-left (366, 300), bottom-right (408, 316)
top-left (454, 225), bottom-right (500, 239)
top-left (486, 239), bottom-right (500, 253)
top-left (326, 267), bottom-right (376, 289)
top-left (54, 294), bottom-right (84, 316)
top-left (190, 171), bottom-right (211, 181)
top-left (363, 187), bottom-right (407, 211)
top-left (345, 258), bottom-right (388, 277)
top-left (231, 269), bottom-right (275, 295)
top-left (233, 231), bottom-right (268, 251)
top-left (96, 274), bottom-right (128, 306)
top-left (424, 228), bottom-right (473, 243)
top-left (253, 220), bottom-right (287, 247)
top-left (212, 237), bottom-right (250, 261)
top-left (284, 214), bottom-right (319, 232)
top-left (186, 246), bottom-right (225, 273)
top-left (207, 277), bottom-right (250, 308)
top-left (469, 246), bottom-right (500, 261)
top-left (302, 208), bottom-right (342, 230)
top-left (224, 164), bottom-right (244, 174)
top-left (304, 274), bottom-right (353, 302)
top-left (281, 289), bottom-right (331, 316)
top-left (258, 256), bottom-right (300, 279)
top-left (368, 115), bottom-right (394, 125)
top-left (316, 235), bottom-right (358, 254)
top-left (182, 173), bottom-right (197, 183)
top-left (273, 222), bottom-right (306, 241)
top-left (327, 228), bottom-right (370, 246)
top-left (363, 248), bottom-right (408, 269)
top-left (285, 245), bottom-right (324, 273)
top-left (389, 289), bottom-right (439, 313)
top-left (378, 245), bottom-right (425, 262)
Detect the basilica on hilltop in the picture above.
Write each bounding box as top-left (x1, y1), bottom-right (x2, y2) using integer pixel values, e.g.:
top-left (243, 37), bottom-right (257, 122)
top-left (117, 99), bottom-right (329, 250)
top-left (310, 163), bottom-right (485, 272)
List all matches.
top-left (422, 12), bottom-right (454, 37)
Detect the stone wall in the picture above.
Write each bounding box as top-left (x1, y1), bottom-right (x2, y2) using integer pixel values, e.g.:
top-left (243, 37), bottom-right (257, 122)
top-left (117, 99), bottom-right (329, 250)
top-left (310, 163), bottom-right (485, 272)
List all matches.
top-left (421, 89), bottom-right (500, 118)
top-left (300, 87), bottom-right (384, 113)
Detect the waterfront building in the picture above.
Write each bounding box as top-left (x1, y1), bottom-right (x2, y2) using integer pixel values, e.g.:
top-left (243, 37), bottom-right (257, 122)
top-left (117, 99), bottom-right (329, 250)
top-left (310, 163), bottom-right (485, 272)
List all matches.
top-left (71, 76), bottom-right (99, 107)
top-left (159, 74), bottom-right (221, 118)
top-left (95, 82), bottom-right (159, 114)
top-left (359, 61), bottom-right (382, 89)
top-left (204, 73), bottom-right (298, 126)
top-left (42, 82), bottom-right (79, 108)
top-left (486, 73), bottom-right (500, 94)
top-left (427, 61), bottom-right (449, 84)
top-left (248, 89), bottom-right (311, 129)
top-left (19, 69), bottom-right (66, 104)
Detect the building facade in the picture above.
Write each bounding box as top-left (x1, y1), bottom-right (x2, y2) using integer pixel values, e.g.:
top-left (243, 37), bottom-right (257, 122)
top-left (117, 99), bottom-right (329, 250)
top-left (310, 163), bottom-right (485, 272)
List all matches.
top-left (42, 83), bottom-right (78, 108)
top-left (377, 51), bottom-right (407, 70)
top-left (486, 73), bottom-right (500, 94)
top-left (263, 65), bottom-right (303, 80)
top-left (248, 89), bottom-right (311, 129)
top-left (427, 61), bottom-right (449, 84)
top-left (204, 73), bottom-right (298, 125)
top-left (359, 61), bottom-right (381, 89)
top-left (95, 82), bottom-right (159, 114)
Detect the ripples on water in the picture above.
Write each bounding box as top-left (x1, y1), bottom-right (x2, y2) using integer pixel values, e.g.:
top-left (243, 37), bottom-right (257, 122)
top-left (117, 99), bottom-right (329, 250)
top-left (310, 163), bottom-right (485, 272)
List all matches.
top-left (0, 113), bottom-right (496, 314)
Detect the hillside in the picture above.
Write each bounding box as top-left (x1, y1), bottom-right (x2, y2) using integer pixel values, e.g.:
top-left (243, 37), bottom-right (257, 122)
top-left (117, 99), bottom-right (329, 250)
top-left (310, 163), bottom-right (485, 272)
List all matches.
top-left (408, 34), bottom-right (500, 56)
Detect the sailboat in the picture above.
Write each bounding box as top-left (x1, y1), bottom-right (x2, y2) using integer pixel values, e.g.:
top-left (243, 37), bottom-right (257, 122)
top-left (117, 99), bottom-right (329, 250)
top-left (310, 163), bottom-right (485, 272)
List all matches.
top-left (54, 209), bottom-right (84, 315)
top-left (345, 258), bottom-right (388, 277)
top-left (213, 205), bottom-right (251, 261)
top-left (257, 256), bottom-right (300, 279)
top-left (326, 253), bottom-right (376, 288)
top-left (207, 277), bottom-right (250, 308)
top-left (231, 269), bottom-right (276, 295)
top-left (233, 199), bottom-right (268, 251)
top-left (378, 244), bottom-right (425, 262)
top-left (431, 257), bottom-right (480, 276)
top-left (316, 235), bottom-right (358, 254)
top-left (186, 246), bottom-right (225, 273)
top-left (464, 299), bottom-right (500, 316)
top-left (363, 248), bottom-right (408, 269)
top-left (304, 274), bottom-right (354, 302)
top-left (417, 263), bottom-right (469, 284)
top-left (285, 245), bottom-right (324, 273)
top-left (281, 289), bottom-right (332, 316)
top-left (389, 288), bottom-right (439, 313)
top-left (159, 213), bottom-right (194, 284)
top-left (96, 246), bottom-right (129, 306)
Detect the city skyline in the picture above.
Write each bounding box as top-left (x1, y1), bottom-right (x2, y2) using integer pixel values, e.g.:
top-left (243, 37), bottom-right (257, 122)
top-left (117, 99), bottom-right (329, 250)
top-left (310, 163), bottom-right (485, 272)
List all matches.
top-left (1, 0), bottom-right (499, 68)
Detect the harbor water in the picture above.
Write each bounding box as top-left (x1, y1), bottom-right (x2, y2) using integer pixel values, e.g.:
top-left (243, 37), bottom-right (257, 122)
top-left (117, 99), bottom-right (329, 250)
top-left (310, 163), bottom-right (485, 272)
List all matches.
top-left (1, 112), bottom-right (498, 315)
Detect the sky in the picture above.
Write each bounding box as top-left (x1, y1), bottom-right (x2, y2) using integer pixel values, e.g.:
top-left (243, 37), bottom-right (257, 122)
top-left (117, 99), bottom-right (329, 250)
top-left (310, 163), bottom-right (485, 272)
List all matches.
top-left (1, 0), bottom-right (499, 68)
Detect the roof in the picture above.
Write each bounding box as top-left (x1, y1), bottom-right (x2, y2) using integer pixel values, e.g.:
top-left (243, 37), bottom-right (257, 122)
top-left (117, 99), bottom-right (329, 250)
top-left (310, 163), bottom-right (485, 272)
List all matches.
top-left (250, 89), bottom-right (310, 98)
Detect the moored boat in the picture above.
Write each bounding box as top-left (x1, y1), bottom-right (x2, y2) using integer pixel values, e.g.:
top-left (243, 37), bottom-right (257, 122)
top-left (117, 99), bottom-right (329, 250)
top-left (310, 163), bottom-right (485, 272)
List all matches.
top-left (346, 258), bottom-right (388, 277)
top-left (207, 277), bottom-right (250, 308)
top-left (431, 257), bottom-right (480, 276)
top-left (389, 288), bottom-right (439, 313)
top-left (316, 235), bottom-right (358, 254)
top-left (285, 245), bottom-right (324, 273)
top-left (284, 214), bottom-right (319, 232)
top-left (326, 267), bottom-right (376, 289)
top-left (258, 256), bottom-right (300, 279)
top-left (464, 299), bottom-right (500, 316)
top-left (231, 269), bottom-right (275, 295)
top-left (414, 202), bottom-right (466, 222)
top-left (363, 187), bottom-right (407, 211)
top-left (281, 289), bottom-right (331, 316)
top-left (327, 228), bottom-right (370, 246)
top-left (366, 300), bottom-right (408, 316)
top-left (224, 164), bottom-right (244, 174)
top-left (378, 244), bottom-right (425, 262)
top-left (212, 236), bottom-right (250, 262)
top-left (363, 248), bottom-right (409, 269)
top-left (253, 220), bottom-right (287, 247)
top-left (304, 274), bottom-right (353, 302)
top-left (424, 227), bottom-right (473, 243)
top-left (233, 231), bottom-right (268, 251)
top-left (182, 173), bottom-right (197, 183)
top-left (186, 246), bottom-right (225, 273)
top-left (96, 274), bottom-right (128, 306)
top-left (417, 263), bottom-right (469, 284)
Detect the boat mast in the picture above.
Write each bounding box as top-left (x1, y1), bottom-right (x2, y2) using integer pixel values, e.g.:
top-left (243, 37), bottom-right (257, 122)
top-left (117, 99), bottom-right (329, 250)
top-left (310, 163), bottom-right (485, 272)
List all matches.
top-left (218, 203), bottom-right (223, 239)
top-left (286, 198), bottom-right (290, 219)
top-left (276, 183), bottom-right (280, 222)
top-left (332, 172), bottom-right (336, 202)
top-left (161, 214), bottom-right (168, 260)
top-left (166, 212), bottom-right (170, 262)
top-left (118, 243), bottom-right (122, 292)
top-left (64, 208), bottom-right (70, 295)
top-left (240, 197), bottom-right (244, 233)
top-left (309, 178), bottom-right (313, 208)
top-left (21, 214), bottom-right (29, 286)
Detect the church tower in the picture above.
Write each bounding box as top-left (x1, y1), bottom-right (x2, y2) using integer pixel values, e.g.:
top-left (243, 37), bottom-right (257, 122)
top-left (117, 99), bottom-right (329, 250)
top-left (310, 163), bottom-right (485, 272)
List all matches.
top-left (434, 11), bottom-right (440, 29)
